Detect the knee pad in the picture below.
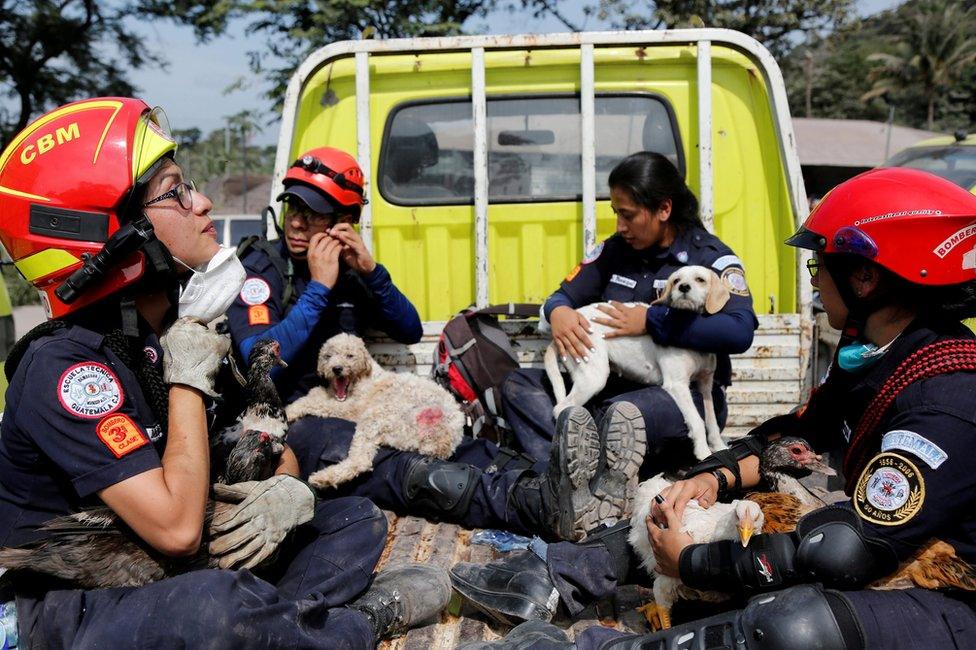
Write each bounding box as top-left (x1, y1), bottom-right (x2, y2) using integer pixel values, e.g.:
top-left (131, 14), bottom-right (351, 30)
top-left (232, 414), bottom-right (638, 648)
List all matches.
top-left (740, 584), bottom-right (865, 650)
top-left (796, 506), bottom-right (898, 588)
top-left (402, 456), bottom-right (478, 519)
top-left (597, 585), bottom-right (864, 650)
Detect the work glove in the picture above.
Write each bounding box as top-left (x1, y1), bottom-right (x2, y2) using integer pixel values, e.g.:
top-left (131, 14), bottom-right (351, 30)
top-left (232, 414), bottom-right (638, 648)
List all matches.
top-left (208, 474), bottom-right (316, 570)
top-left (160, 316), bottom-right (231, 397)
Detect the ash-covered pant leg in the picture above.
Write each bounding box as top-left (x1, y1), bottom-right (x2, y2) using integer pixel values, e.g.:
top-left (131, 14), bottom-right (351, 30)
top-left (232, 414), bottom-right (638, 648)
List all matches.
top-left (287, 416), bottom-right (536, 533)
top-left (24, 570), bottom-right (375, 650)
top-left (499, 368), bottom-right (559, 462)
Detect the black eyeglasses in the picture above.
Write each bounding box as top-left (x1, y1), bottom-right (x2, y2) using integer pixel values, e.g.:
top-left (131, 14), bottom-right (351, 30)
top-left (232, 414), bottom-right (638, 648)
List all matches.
top-left (285, 202), bottom-right (360, 228)
top-left (144, 180), bottom-right (196, 211)
top-left (291, 156), bottom-right (365, 198)
top-left (806, 258), bottom-right (820, 277)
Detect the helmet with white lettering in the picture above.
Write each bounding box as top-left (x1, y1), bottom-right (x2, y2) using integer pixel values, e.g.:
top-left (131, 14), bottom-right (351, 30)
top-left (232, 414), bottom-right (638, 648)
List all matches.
top-left (787, 167), bottom-right (976, 286)
top-left (0, 97), bottom-right (177, 317)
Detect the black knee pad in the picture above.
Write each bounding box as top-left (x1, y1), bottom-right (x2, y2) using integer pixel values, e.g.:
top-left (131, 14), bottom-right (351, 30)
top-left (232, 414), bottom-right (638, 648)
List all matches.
top-left (740, 584), bottom-right (864, 650)
top-left (402, 456), bottom-right (478, 519)
top-left (597, 585), bottom-right (864, 650)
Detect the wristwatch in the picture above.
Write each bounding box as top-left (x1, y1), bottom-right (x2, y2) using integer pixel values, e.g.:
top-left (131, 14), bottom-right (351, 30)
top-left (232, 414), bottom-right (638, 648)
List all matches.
top-left (710, 468), bottom-right (729, 500)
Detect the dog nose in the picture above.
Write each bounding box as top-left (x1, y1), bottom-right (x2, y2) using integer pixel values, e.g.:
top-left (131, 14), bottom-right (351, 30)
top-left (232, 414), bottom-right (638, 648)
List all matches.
top-left (332, 366), bottom-right (344, 376)
top-left (678, 283), bottom-right (691, 293)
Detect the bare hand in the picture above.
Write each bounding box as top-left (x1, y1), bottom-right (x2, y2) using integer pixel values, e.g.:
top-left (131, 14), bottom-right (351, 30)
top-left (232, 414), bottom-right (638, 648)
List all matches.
top-left (647, 497), bottom-right (693, 577)
top-left (652, 473), bottom-right (719, 524)
top-left (550, 305), bottom-right (593, 363)
top-left (592, 301), bottom-right (648, 338)
top-left (329, 223), bottom-right (376, 274)
top-left (307, 232), bottom-right (342, 288)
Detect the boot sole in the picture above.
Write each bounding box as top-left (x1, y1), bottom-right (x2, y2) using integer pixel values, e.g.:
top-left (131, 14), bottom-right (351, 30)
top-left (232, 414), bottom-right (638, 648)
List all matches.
top-left (450, 570), bottom-right (556, 627)
top-left (553, 407), bottom-right (601, 541)
top-left (592, 401), bottom-right (647, 526)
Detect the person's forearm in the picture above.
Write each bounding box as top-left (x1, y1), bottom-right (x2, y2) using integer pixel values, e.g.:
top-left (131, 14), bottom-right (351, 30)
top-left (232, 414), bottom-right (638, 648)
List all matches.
top-left (274, 445), bottom-right (300, 477)
top-left (159, 386), bottom-right (211, 536)
top-left (715, 455), bottom-right (760, 491)
top-left (238, 282), bottom-right (330, 367)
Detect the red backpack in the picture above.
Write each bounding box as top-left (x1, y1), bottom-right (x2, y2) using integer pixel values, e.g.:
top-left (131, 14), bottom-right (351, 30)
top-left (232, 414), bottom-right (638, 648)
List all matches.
top-left (432, 303), bottom-right (540, 443)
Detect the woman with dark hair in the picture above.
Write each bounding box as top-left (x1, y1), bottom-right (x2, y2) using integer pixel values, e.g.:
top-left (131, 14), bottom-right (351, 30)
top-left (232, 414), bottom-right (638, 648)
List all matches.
top-left (500, 151), bottom-right (758, 473)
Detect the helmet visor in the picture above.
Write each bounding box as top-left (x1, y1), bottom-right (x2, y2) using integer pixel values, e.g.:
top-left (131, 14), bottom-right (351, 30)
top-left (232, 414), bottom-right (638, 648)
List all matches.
top-left (132, 107), bottom-right (177, 183)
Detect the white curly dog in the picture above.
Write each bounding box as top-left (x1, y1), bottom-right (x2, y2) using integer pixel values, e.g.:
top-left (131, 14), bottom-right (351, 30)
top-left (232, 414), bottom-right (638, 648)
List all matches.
top-left (287, 333), bottom-right (464, 490)
top-left (544, 265), bottom-right (730, 460)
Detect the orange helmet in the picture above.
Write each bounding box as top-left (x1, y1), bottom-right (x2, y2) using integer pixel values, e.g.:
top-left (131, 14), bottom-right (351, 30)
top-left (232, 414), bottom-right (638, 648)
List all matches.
top-left (277, 147), bottom-right (366, 216)
top-left (0, 97), bottom-right (177, 318)
top-left (787, 167), bottom-right (976, 286)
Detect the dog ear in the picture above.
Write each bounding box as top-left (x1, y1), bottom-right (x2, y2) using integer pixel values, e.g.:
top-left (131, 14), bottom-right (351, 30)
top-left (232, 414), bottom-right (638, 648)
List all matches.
top-left (356, 338), bottom-right (374, 377)
top-left (705, 270), bottom-right (731, 314)
top-left (651, 276), bottom-right (677, 306)
top-left (316, 340), bottom-right (334, 378)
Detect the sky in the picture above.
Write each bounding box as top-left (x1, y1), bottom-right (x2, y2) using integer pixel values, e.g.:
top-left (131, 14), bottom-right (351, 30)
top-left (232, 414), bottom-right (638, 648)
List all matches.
top-left (128, 0), bottom-right (901, 147)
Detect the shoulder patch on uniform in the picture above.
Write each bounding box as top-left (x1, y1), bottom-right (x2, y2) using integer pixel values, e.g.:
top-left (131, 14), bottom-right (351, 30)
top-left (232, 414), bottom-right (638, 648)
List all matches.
top-left (712, 254), bottom-right (743, 272)
top-left (96, 413), bottom-right (149, 459)
top-left (565, 264), bottom-right (582, 282)
top-left (881, 430), bottom-right (948, 469)
top-left (240, 277), bottom-right (271, 306)
top-left (58, 362), bottom-right (124, 419)
top-left (248, 304), bottom-right (270, 326)
top-left (854, 452), bottom-right (925, 526)
top-left (721, 267), bottom-right (750, 296)
top-left (582, 242), bottom-right (604, 264)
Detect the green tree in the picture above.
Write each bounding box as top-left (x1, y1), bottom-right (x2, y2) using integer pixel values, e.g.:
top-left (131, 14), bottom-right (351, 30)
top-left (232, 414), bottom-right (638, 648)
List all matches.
top-left (861, 0), bottom-right (976, 131)
top-left (0, 1), bottom-right (222, 146)
top-left (595, 0), bottom-right (855, 57)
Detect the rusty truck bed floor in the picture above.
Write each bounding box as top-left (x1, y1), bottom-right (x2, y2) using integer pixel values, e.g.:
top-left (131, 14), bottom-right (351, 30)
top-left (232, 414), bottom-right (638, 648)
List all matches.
top-left (375, 512), bottom-right (653, 649)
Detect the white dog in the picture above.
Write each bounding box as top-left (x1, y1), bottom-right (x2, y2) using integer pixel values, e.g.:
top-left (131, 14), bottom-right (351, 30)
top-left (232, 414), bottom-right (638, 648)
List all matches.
top-left (287, 333), bottom-right (465, 490)
top-left (544, 265), bottom-right (730, 460)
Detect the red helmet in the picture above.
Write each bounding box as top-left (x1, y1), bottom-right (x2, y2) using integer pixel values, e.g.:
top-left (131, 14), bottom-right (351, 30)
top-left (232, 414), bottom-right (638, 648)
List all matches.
top-left (0, 98), bottom-right (176, 318)
top-left (277, 146), bottom-right (366, 215)
top-left (787, 167), bottom-right (976, 286)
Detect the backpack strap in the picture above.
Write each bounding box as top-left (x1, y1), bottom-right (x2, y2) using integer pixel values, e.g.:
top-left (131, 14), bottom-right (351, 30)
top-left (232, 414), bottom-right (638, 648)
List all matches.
top-left (236, 235), bottom-right (298, 315)
top-left (469, 303), bottom-right (541, 319)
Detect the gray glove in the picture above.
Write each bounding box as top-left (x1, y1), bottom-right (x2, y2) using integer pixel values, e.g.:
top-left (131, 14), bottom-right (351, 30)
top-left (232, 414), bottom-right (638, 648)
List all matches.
top-left (159, 316), bottom-right (230, 397)
top-left (208, 475), bottom-right (316, 570)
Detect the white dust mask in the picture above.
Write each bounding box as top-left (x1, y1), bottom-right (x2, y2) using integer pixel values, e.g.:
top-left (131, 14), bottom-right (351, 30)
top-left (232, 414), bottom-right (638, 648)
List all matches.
top-left (177, 245), bottom-right (247, 323)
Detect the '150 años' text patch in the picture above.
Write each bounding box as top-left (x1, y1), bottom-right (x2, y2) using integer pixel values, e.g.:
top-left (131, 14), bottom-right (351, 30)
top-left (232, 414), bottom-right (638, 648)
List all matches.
top-left (854, 452), bottom-right (925, 526)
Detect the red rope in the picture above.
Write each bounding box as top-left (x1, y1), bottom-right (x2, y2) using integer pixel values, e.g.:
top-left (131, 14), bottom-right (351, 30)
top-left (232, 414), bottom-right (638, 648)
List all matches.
top-left (844, 339), bottom-right (976, 493)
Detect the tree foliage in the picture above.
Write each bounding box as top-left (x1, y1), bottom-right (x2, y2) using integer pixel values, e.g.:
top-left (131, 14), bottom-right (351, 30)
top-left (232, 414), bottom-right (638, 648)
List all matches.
top-left (0, 0), bottom-right (222, 146)
top-left (595, 0), bottom-right (855, 57)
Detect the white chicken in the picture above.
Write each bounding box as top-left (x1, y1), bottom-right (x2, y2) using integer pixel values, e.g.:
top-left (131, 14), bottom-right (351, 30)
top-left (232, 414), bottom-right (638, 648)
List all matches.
top-left (628, 474), bottom-right (764, 629)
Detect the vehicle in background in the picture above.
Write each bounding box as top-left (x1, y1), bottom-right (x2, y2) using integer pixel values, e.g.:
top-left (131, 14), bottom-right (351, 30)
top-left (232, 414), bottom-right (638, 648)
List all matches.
top-left (274, 29), bottom-right (811, 439)
top-left (883, 131), bottom-right (976, 192)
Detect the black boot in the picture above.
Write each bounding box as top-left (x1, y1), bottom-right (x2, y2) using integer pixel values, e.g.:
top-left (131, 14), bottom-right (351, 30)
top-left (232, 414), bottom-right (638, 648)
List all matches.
top-left (347, 564), bottom-right (451, 641)
top-left (513, 402), bottom-right (646, 541)
top-left (451, 521), bottom-right (635, 628)
top-left (450, 545), bottom-right (558, 626)
top-left (457, 620), bottom-right (574, 649)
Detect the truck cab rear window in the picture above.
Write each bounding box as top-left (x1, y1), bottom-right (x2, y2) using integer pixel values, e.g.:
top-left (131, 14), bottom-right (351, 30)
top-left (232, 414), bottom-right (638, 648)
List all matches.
top-left (378, 95), bottom-right (682, 205)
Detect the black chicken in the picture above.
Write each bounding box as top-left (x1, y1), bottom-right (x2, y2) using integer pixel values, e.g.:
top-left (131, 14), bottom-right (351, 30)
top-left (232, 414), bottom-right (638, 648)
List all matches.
top-left (0, 338), bottom-right (289, 588)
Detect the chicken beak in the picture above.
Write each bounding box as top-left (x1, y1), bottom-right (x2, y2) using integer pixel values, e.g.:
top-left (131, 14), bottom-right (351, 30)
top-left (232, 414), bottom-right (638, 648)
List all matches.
top-left (738, 523), bottom-right (754, 547)
top-left (277, 358), bottom-right (289, 369)
top-left (805, 456), bottom-right (837, 477)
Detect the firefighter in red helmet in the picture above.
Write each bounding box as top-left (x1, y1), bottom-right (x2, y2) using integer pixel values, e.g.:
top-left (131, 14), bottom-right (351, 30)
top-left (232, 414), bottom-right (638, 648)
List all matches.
top-left (0, 100), bottom-right (447, 647)
top-left (225, 146), bottom-right (421, 405)
top-left (462, 168), bottom-right (976, 649)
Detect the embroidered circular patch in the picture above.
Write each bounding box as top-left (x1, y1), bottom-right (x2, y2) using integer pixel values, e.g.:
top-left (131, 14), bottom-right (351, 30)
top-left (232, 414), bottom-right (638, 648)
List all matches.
top-left (721, 267), bottom-right (750, 296)
top-left (143, 346), bottom-right (159, 364)
top-left (854, 452), bottom-right (925, 526)
top-left (582, 242), bottom-right (604, 264)
top-left (239, 277), bottom-right (271, 305)
top-left (58, 362), bottom-right (124, 419)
